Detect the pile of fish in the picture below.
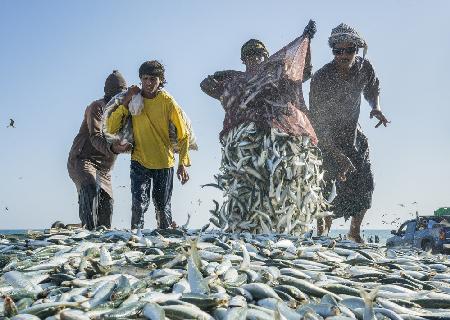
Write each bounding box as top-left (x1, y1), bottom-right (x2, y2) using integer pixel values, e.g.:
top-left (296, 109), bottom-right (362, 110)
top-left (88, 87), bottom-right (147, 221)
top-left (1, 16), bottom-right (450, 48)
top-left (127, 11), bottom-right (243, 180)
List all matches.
top-left (208, 122), bottom-right (330, 235)
top-left (1, 227), bottom-right (450, 319)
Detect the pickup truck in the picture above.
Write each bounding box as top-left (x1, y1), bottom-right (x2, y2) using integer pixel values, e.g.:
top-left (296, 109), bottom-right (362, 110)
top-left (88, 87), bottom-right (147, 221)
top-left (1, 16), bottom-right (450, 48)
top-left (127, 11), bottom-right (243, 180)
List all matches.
top-left (386, 215), bottom-right (450, 253)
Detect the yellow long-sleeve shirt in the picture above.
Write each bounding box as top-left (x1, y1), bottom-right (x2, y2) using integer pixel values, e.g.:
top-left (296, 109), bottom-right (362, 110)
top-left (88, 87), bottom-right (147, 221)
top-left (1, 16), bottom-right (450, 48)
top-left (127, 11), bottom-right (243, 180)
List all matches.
top-left (107, 90), bottom-right (190, 169)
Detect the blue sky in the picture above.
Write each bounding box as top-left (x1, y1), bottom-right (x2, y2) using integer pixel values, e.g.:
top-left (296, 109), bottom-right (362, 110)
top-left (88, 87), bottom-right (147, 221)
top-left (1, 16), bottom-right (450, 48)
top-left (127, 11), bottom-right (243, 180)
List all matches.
top-left (0, 0), bottom-right (449, 230)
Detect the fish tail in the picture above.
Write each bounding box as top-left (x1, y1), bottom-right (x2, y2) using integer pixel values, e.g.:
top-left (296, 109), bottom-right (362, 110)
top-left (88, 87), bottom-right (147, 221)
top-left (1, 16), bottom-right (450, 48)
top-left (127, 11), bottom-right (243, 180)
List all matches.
top-left (360, 286), bottom-right (379, 306)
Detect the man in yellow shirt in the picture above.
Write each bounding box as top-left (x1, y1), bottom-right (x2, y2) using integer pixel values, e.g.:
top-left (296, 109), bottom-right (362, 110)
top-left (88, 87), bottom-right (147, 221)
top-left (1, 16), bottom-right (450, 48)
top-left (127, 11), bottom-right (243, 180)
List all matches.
top-left (107, 60), bottom-right (191, 229)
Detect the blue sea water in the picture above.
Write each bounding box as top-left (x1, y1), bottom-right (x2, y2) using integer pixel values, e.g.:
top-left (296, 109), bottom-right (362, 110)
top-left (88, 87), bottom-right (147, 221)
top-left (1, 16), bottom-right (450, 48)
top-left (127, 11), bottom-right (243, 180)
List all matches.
top-left (0, 229), bottom-right (33, 235)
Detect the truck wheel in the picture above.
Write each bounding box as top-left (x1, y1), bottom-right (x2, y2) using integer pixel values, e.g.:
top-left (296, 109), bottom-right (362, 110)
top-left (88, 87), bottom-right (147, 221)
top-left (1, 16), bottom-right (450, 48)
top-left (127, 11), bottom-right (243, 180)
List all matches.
top-left (421, 240), bottom-right (432, 252)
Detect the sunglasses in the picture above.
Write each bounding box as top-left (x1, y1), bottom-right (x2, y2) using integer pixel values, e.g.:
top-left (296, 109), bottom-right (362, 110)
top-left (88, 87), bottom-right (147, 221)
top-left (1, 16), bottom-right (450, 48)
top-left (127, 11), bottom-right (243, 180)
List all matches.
top-left (332, 47), bottom-right (357, 55)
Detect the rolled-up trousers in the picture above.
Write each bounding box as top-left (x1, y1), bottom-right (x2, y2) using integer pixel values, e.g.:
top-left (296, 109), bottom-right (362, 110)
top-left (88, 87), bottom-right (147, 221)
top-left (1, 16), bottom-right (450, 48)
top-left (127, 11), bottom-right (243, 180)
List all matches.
top-left (130, 160), bottom-right (174, 230)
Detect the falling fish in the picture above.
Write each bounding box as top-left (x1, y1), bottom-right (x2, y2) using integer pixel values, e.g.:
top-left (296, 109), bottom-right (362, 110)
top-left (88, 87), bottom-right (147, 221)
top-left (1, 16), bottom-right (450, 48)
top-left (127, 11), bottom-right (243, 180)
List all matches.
top-left (327, 180), bottom-right (337, 203)
top-left (206, 122), bottom-right (331, 236)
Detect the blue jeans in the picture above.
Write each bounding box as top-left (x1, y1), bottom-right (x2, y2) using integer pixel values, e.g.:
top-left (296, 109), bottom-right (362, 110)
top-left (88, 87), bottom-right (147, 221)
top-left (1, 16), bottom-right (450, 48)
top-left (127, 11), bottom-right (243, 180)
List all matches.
top-left (130, 160), bottom-right (174, 229)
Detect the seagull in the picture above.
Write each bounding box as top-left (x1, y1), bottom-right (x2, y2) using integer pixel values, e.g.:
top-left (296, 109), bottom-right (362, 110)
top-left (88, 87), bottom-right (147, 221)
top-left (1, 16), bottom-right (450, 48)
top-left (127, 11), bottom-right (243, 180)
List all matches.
top-left (398, 204), bottom-right (405, 207)
top-left (7, 119), bottom-right (15, 128)
top-left (412, 202), bottom-right (418, 205)
top-left (197, 199), bottom-right (202, 206)
top-left (4, 207), bottom-right (8, 212)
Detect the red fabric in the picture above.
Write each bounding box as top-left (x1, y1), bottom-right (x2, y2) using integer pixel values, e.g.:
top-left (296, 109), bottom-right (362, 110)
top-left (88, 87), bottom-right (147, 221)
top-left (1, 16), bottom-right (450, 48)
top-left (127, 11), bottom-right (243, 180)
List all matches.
top-left (219, 35), bottom-right (317, 145)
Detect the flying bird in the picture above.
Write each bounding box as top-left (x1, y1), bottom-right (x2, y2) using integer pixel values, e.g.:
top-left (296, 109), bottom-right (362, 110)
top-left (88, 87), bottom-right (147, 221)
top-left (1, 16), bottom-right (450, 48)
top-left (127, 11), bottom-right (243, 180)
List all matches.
top-left (197, 199), bottom-right (202, 206)
top-left (4, 207), bottom-right (8, 212)
top-left (412, 201), bottom-right (418, 205)
top-left (7, 119), bottom-right (15, 128)
top-left (398, 204), bottom-right (405, 207)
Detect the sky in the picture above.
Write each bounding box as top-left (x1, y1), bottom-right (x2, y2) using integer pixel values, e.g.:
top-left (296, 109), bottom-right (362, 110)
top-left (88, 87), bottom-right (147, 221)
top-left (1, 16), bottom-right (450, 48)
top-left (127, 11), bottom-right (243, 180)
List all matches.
top-left (0, 0), bottom-right (449, 231)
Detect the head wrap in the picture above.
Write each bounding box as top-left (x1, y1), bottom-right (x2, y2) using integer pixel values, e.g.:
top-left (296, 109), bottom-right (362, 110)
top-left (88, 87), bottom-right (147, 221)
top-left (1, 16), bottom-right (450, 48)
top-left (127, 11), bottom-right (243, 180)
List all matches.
top-left (241, 39), bottom-right (269, 61)
top-left (328, 23), bottom-right (368, 59)
top-left (104, 70), bottom-right (127, 101)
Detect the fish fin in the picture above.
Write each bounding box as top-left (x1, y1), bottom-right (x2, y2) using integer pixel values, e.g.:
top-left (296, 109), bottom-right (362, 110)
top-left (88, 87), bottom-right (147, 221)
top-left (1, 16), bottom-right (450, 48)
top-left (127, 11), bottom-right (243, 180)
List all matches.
top-left (360, 286), bottom-right (379, 306)
top-left (187, 237), bottom-right (202, 270)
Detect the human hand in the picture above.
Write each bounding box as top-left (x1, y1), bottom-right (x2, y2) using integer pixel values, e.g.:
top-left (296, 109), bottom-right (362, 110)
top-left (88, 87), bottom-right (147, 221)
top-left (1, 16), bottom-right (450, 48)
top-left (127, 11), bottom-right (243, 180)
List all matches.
top-left (111, 141), bottom-right (133, 154)
top-left (303, 19), bottom-right (317, 39)
top-left (122, 85), bottom-right (141, 107)
top-left (370, 109), bottom-right (390, 128)
top-left (177, 165), bottom-right (190, 185)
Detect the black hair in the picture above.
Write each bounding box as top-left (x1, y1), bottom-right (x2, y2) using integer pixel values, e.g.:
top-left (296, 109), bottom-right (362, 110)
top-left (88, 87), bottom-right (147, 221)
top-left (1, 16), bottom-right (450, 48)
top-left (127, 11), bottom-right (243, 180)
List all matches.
top-left (138, 60), bottom-right (167, 88)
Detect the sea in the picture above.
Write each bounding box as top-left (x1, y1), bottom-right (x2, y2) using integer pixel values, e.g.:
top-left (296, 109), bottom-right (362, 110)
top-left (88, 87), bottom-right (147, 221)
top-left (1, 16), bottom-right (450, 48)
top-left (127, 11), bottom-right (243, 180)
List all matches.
top-left (0, 228), bottom-right (392, 244)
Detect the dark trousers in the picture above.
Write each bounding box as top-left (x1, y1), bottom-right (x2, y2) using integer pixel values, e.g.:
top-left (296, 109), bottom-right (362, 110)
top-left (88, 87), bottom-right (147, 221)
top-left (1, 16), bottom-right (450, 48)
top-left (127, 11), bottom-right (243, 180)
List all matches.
top-left (322, 129), bottom-right (374, 220)
top-left (79, 184), bottom-right (113, 230)
top-left (130, 160), bottom-right (174, 229)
